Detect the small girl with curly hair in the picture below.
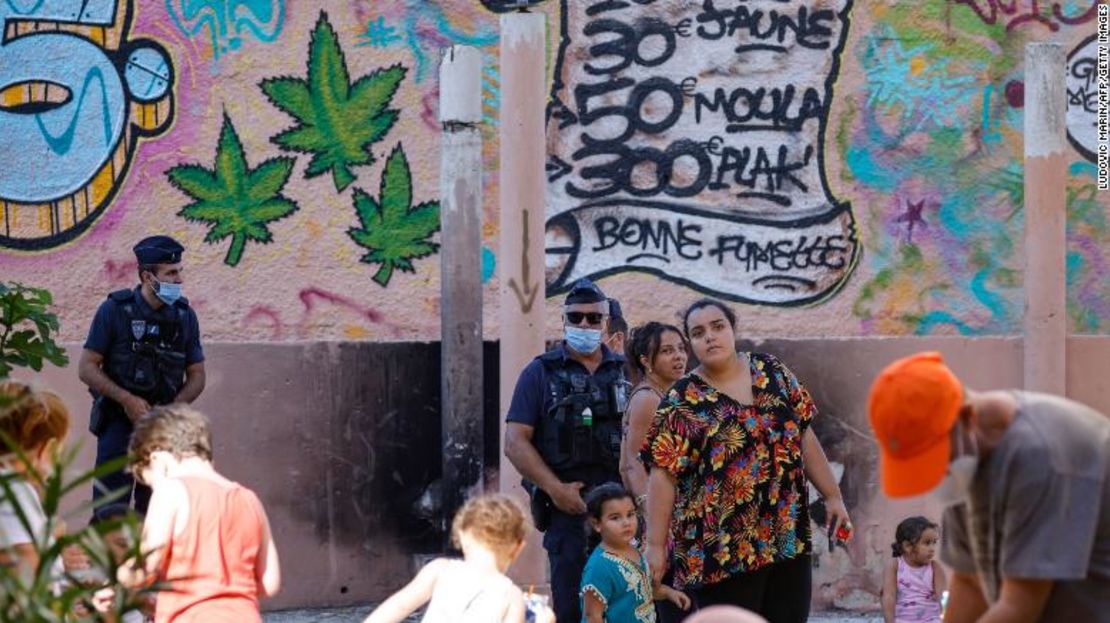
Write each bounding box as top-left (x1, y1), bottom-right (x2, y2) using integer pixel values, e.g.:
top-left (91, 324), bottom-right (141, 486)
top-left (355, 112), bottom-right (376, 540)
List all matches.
top-left (366, 493), bottom-right (551, 623)
top-left (881, 516), bottom-right (945, 623)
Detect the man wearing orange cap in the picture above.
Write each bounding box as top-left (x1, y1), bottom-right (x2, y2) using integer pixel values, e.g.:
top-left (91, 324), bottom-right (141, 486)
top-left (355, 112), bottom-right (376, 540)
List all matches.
top-left (868, 351), bottom-right (1110, 622)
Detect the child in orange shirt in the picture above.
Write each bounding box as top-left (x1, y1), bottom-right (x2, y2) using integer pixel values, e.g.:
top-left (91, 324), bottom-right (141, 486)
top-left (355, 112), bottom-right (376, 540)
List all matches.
top-left (101, 404), bottom-right (281, 623)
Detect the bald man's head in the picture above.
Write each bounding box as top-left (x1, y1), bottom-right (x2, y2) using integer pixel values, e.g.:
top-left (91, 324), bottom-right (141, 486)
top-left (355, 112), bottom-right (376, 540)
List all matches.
top-left (684, 606), bottom-right (767, 623)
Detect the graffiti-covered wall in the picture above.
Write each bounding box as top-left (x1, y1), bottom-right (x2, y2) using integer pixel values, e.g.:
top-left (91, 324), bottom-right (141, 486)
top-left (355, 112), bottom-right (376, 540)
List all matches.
top-left (1, 0), bottom-right (1107, 340)
top-left (1, 1), bottom-right (471, 341)
top-left (545, 0), bottom-right (860, 307)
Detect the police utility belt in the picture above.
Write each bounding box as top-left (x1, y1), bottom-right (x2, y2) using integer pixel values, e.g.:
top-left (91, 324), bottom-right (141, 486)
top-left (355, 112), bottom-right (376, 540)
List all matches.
top-left (91, 289), bottom-right (188, 435)
top-left (528, 353), bottom-right (628, 530)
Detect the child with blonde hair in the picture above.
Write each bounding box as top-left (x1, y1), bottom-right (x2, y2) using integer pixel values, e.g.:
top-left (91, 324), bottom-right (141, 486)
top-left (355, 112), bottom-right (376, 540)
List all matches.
top-left (366, 493), bottom-right (552, 623)
top-left (0, 380), bottom-right (70, 579)
top-left (103, 404), bottom-right (280, 623)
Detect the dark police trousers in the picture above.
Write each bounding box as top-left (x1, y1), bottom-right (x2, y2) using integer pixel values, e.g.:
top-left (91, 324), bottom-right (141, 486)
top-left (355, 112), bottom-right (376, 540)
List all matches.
top-left (93, 409), bottom-right (151, 515)
top-left (544, 509), bottom-right (589, 623)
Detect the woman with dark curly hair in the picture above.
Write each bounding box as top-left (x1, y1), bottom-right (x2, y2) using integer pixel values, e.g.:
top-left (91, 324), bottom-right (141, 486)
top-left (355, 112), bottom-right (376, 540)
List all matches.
top-left (640, 299), bottom-right (849, 623)
top-left (619, 321), bottom-right (688, 506)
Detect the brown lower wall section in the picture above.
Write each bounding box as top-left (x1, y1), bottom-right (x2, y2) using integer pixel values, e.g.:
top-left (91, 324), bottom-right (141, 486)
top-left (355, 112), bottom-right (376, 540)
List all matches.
top-left (21, 336), bottom-right (1110, 611)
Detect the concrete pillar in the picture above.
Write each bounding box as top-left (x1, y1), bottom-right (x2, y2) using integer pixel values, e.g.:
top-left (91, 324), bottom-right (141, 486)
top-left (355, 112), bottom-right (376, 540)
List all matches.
top-left (498, 11), bottom-right (548, 589)
top-left (1023, 43), bottom-right (1067, 395)
top-left (439, 45), bottom-right (484, 531)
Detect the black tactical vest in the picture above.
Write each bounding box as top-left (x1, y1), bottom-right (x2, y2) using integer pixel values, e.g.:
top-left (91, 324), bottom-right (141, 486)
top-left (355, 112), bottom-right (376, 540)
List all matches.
top-left (103, 289), bottom-right (188, 405)
top-left (535, 350), bottom-right (629, 483)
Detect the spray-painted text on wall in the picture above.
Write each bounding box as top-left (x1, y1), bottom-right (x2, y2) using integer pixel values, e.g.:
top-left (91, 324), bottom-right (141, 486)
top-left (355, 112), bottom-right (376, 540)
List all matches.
top-left (545, 0), bottom-right (859, 305)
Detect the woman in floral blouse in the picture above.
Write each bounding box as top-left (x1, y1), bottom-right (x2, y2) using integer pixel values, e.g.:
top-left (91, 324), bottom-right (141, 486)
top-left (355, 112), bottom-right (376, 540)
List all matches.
top-left (640, 299), bottom-right (850, 623)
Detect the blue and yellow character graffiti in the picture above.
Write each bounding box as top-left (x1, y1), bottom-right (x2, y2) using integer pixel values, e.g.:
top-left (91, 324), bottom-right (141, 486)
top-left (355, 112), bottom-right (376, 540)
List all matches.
top-left (0, 0), bottom-right (174, 251)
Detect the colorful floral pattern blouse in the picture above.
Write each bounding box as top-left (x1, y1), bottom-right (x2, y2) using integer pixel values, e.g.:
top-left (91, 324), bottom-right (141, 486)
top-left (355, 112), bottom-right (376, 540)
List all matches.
top-left (640, 352), bottom-right (816, 590)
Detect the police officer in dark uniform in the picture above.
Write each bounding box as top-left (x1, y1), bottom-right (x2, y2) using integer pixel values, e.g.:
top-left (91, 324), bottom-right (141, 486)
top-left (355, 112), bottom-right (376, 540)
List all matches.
top-left (603, 298), bottom-right (627, 356)
top-left (77, 236), bottom-right (206, 514)
top-left (504, 279), bottom-right (628, 623)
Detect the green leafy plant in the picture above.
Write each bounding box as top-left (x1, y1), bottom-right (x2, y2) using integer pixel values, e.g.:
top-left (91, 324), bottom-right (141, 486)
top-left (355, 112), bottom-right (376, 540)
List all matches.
top-left (167, 114), bottom-right (299, 267)
top-left (348, 145), bottom-right (440, 286)
top-left (261, 11), bottom-right (406, 192)
top-left (0, 435), bottom-right (153, 622)
top-left (0, 283), bottom-right (68, 379)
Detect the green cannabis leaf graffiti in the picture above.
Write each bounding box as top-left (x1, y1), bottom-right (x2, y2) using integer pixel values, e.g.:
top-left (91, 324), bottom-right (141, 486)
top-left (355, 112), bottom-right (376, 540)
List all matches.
top-left (348, 145), bottom-right (440, 286)
top-left (167, 114), bottom-right (299, 267)
top-left (261, 11), bottom-right (406, 192)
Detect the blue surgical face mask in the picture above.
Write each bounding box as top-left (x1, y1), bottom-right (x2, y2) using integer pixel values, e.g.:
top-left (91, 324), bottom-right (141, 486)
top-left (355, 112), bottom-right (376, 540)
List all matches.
top-left (565, 326), bottom-right (602, 354)
top-left (152, 278), bottom-right (182, 306)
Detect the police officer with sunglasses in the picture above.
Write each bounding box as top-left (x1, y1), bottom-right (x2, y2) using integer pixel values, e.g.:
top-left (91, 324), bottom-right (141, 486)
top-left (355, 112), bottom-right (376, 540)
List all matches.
top-left (505, 278), bottom-right (629, 623)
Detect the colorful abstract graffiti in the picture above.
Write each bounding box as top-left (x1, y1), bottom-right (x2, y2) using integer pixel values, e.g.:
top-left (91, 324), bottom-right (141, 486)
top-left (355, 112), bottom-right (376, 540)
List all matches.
top-left (166, 0), bottom-right (284, 61)
top-left (355, 2), bottom-right (496, 84)
top-left (845, 0), bottom-right (1108, 335)
top-left (544, 0), bottom-right (860, 306)
top-left (0, 0), bottom-right (174, 251)
top-left (1, 0), bottom-right (1108, 343)
top-left (846, 2), bottom-right (1023, 335)
top-left (1066, 161), bottom-right (1108, 332)
top-left (354, 2), bottom-right (499, 127)
top-left (953, 0), bottom-right (1099, 32)
top-left (861, 29), bottom-right (981, 131)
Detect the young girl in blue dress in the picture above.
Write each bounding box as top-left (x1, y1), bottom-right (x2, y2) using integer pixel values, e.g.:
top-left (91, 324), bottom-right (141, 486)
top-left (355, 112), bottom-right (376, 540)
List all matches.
top-left (581, 483), bottom-right (689, 623)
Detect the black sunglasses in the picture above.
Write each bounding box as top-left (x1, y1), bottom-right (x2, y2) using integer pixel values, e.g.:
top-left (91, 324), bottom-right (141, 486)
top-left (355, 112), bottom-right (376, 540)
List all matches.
top-left (565, 311), bottom-right (605, 325)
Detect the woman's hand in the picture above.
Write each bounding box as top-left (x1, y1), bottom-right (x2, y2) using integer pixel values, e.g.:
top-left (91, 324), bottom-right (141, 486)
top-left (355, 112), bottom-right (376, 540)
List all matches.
top-left (801, 428), bottom-right (851, 541)
top-left (825, 495), bottom-right (851, 541)
top-left (645, 469), bottom-right (678, 587)
top-left (644, 543), bottom-right (667, 588)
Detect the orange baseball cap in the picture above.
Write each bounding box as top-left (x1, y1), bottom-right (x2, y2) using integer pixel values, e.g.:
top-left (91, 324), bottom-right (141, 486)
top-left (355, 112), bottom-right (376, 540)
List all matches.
top-left (868, 352), bottom-right (963, 498)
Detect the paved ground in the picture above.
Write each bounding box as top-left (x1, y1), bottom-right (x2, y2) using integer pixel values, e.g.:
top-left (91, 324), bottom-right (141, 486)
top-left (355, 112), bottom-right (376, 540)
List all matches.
top-left (262, 606), bottom-right (883, 622)
top-left (264, 606), bottom-right (372, 622)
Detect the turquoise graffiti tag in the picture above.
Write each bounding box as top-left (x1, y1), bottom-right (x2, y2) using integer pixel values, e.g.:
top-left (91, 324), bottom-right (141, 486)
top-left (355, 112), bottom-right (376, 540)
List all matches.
top-left (166, 0), bottom-right (284, 59)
